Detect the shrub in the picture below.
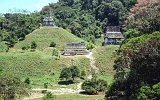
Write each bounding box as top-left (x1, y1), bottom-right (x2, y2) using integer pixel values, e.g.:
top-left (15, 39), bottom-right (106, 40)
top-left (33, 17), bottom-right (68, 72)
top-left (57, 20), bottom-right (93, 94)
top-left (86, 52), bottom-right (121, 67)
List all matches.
top-left (44, 83), bottom-right (48, 89)
top-left (50, 42), bottom-right (56, 47)
top-left (59, 66), bottom-right (81, 81)
top-left (24, 77), bottom-right (30, 85)
top-left (82, 78), bottom-right (108, 95)
top-left (22, 46), bottom-right (27, 51)
top-left (59, 67), bottom-right (72, 81)
top-left (87, 42), bottom-right (95, 50)
top-left (0, 75), bottom-right (29, 100)
top-left (22, 45), bottom-right (30, 51)
top-left (31, 41), bottom-right (37, 49)
top-left (70, 66), bottom-right (80, 80)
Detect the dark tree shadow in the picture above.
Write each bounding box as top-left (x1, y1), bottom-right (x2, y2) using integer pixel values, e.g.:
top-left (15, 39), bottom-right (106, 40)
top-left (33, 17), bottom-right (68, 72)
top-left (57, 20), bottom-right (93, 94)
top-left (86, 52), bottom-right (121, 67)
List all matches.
top-left (58, 80), bottom-right (74, 85)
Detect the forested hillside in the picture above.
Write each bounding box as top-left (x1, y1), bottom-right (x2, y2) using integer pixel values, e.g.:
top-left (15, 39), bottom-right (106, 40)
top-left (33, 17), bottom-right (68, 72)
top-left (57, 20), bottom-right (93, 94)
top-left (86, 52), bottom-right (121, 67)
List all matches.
top-left (106, 0), bottom-right (160, 99)
top-left (41, 0), bottom-right (137, 42)
top-left (0, 12), bottom-right (42, 48)
top-left (0, 0), bottom-right (159, 99)
top-left (0, 0), bottom-right (137, 48)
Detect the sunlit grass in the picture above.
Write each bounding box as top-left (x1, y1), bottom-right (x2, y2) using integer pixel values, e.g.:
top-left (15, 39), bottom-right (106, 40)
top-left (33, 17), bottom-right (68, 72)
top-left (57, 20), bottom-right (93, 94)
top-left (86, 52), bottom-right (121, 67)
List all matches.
top-left (93, 45), bottom-right (119, 84)
top-left (0, 51), bottom-right (90, 88)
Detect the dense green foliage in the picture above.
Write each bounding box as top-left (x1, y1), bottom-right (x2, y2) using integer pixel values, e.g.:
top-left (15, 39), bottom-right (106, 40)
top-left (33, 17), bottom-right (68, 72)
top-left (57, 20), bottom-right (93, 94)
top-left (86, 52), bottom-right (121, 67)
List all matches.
top-left (82, 77), bottom-right (108, 95)
top-left (106, 0), bottom-right (160, 99)
top-left (0, 12), bottom-right (42, 47)
top-left (41, 0), bottom-right (137, 42)
top-left (59, 66), bottom-right (80, 81)
top-left (125, 0), bottom-right (160, 34)
top-left (60, 67), bottom-right (72, 81)
top-left (0, 75), bottom-right (29, 100)
top-left (137, 82), bottom-right (160, 99)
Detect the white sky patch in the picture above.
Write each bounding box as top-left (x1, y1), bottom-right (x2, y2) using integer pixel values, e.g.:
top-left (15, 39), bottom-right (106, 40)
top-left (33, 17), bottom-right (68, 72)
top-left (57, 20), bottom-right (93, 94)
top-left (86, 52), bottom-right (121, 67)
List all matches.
top-left (35, 0), bottom-right (50, 11)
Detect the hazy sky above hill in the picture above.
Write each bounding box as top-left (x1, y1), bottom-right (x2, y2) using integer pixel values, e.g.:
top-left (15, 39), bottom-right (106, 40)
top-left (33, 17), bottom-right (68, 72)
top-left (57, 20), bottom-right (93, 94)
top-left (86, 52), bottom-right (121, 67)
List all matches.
top-left (0, 0), bottom-right (58, 13)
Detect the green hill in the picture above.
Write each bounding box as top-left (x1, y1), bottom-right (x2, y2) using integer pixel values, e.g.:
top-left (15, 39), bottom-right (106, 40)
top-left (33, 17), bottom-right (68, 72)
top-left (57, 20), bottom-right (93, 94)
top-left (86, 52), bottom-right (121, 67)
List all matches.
top-left (0, 51), bottom-right (90, 88)
top-left (14, 26), bottom-right (85, 51)
top-left (0, 27), bottom-right (90, 88)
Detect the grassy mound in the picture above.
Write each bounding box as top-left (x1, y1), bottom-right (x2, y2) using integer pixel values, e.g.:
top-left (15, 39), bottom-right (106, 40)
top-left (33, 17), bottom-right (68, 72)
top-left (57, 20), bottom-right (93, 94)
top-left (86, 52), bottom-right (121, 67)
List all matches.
top-left (14, 26), bottom-right (85, 51)
top-left (93, 45), bottom-right (119, 84)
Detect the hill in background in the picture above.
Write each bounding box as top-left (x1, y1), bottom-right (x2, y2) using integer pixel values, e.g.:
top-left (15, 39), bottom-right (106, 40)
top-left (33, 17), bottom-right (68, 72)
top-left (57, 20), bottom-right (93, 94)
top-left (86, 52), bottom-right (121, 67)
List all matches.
top-left (14, 26), bottom-right (85, 51)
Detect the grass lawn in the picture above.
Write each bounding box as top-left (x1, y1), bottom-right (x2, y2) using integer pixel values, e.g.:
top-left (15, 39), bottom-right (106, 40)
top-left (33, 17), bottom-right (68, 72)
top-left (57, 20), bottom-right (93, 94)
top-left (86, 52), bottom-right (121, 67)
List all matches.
top-left (55, 94), bottom-right (105, 100)
top-left (32, 94), bottom-right (105, 100)
top-left (93, 45), bottom-right (119, 84)
top-left (0, 42), bottom-right (8, 52)
top-left (0, 51), bottom-right (90, 88)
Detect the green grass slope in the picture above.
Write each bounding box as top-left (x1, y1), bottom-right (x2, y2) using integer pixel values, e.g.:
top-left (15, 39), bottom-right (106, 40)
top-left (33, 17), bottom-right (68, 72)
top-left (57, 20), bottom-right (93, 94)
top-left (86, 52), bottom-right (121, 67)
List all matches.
top-left (0, 42), bottom-right (8, 52)
top-left (0, 51), bottom-right (90, 87)
top-left (14, 26), bottom-right (85, 51)
top-left (93, 45), bottom-right (119, 84)
top-left (0, 27), bottom-right (90, 88)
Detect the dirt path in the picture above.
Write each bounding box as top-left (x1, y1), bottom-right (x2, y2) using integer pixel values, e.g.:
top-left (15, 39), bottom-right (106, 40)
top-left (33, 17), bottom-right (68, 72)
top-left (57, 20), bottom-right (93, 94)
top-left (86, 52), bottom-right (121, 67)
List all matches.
top-left (23, 87), bottom-right (84, 100)
top-left (32, 88), bottom-right (84, 95)
top-left (23, 93), bottom-right (44, 100)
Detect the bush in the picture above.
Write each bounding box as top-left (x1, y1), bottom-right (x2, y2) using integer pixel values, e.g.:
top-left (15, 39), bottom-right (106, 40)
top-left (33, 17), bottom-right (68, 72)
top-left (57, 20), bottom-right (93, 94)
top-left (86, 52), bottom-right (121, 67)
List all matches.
top-left (59, 67), bottom-right (72, 81)
top-left (0, 75), bottom-right (29, 100)
top-left (70, 66), bottom-right (80, 80)
top-left (44, 83), bottom-right (48, 89)
top-left (82, 78), bottom-right (108, 95)
top-left (22, 46), bottom-right (27, 51)
top-left (87, 42), bottom-right (95, 50)
top-left (31, 41), bottom-right (37, 49)
top-left (59, 66), bottom-right (80, 81)
top-left (24, 77), bottom-right (30, 85)
top-left (50, 42), bottom-right (56, 47)
top-left (22, 45), bottom-right (30, 51)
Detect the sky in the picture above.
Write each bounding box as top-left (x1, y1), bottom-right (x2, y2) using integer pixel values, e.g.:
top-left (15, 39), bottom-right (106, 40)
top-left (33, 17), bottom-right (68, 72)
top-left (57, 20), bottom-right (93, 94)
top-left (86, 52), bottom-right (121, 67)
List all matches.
top-left (0, 0), bottom-right (59, 13)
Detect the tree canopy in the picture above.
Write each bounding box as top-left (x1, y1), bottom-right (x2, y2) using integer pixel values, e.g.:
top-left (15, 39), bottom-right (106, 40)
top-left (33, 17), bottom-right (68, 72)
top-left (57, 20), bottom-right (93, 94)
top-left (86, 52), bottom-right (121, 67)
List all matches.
top-left (106, 0), bottom-right (160, 99)
top-left (41, 0), bottom-right (137, 43)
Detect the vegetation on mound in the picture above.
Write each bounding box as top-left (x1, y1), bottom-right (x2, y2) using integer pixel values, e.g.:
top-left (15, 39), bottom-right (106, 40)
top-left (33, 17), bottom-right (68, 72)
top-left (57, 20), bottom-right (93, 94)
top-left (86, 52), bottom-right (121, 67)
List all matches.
top-left (14, 27), bottom-right (85, 51)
